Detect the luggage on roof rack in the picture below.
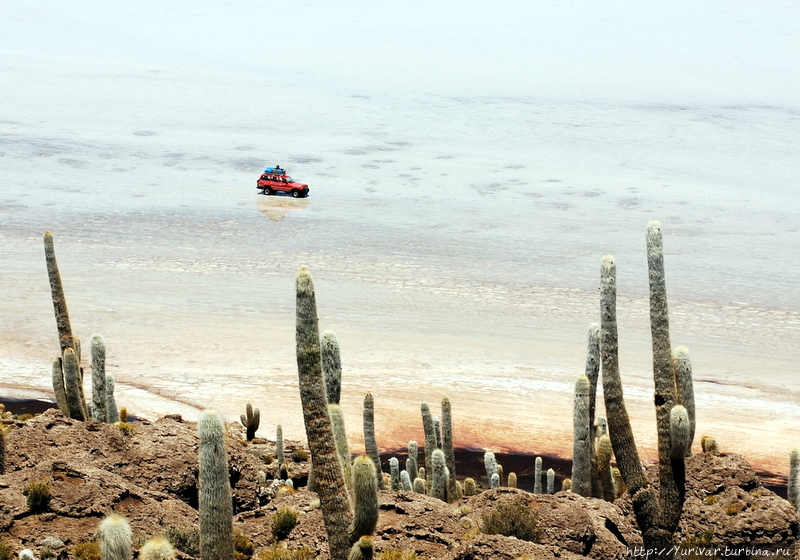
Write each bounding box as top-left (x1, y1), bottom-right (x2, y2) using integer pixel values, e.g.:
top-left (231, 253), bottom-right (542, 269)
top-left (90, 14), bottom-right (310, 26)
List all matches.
top-left (265, 166), bottom-right (286, 175)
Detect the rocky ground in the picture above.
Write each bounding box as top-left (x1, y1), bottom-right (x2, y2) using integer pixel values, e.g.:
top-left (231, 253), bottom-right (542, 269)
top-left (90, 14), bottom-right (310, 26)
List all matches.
top-left (0, 409), bottom-right (797, 560)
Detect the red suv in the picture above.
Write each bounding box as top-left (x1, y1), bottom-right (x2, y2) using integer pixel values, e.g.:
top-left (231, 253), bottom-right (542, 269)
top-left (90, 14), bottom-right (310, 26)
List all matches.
top-left (257, 167), bottom-right (309, 198)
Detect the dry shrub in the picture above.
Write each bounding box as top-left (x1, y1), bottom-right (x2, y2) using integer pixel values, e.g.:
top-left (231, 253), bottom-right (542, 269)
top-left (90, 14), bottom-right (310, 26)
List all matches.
top-left (115, 422), bottom-right (136, 436)
top-left (234, 530), bottom-right (254, 560)
top-left (0, 540), bottom-right (13, 560)
top-left (480, 498), bottom-right (543, 543)
top-left (164, 526), bottom-right (199, 557)
top-left (378, 550), bottom-right (421, 560)
top-left (257, 546), bottom-right (314, 560)
top-left (73, 541), bottom-right (101, 560)
top-left (291, 447), bottom-right (309, 462)
top-left (272, 508), bottom-right (300, 541)
top-left (23, 479), bottom-right (51, 513)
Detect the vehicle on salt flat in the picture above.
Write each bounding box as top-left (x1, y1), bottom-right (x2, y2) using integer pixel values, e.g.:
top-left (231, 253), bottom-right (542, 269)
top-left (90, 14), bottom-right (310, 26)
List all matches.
top-left (257, 166), bottom-right (309, 198)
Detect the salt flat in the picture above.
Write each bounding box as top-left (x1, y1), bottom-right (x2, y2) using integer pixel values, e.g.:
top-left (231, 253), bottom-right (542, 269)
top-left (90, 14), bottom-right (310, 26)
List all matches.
top-left (1, 0), bottom-right (799, 476)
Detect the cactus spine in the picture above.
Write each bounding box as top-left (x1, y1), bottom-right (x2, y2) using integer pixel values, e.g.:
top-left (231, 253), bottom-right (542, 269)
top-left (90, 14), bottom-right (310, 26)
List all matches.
top-left (508, 472), bottom-right (517, 488)
top-left (673, 346), bottom-right (695, 456)
top-left (99, 514), bottom-right (132, 560)
top-left (389, 457), bottom-right (400, 491)
top-left (400, 470), bottom-right (412, 491)
top-left (296, 269), bottom-right (353, 560)
top-left (91, 334), bottom-right (108, 422)
top-left (276, 425), bottom-right (285, 465)
top-left (139, 537), bottom-right (176, 560)
top-left (534, 457), bottom-right (543, 494)
top-left (321, 330), bottom-right (342, 405)
top-left (62, 348), bottom-right (87, 421)
top-left (407, 440), bottom-right (419, 481)
top-left (647, 221), bottom-right (684, 533)
top-left (572, 375), bottom-right (592, 497)
top-left (349, 455), bottom-right (379, 543)
top-left (240, 402), bottom-right (260, 441)
top-left (431, 449), bottom-right (447, 501)
top-left (441, 397), bottom-right (457, 500)
top-left (329, 404), bottom-right (354, 502)
top-left (363, 392), bottom-right (384, 490)
top-left (546, 468), bottom-right (555, 494)
top-left (106, 373), bottom-right (120, 423)
top-left (421, 402), bottom-right (437, 488)
top-left (790, 450), bottom-right (800, 506)
top-left (197, 410), bottom-right (234, 560)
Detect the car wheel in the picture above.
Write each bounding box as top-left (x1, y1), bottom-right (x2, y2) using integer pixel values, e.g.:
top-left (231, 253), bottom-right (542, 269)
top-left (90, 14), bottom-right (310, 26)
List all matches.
top-left (265, 187), bottom-right (273, 195)
top-left (291, 189), bottom-right (301, 198)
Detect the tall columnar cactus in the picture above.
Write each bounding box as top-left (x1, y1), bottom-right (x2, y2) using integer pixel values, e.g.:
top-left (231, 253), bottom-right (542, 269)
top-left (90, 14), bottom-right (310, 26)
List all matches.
top-left (329, 404), bottom-right (354, 503)
top-left (534, 457), bottom-right (543, 494)
top-left (421, 402), bottom-right (438, 488)
top-left (389, 457), bottom-right (400, 491)
top-left (431, 449), bottom-right (447, 501)
top-left (433, 416), bottom-right (442, 449)
top-left (400, 470), bottom-right (412, 491)
top-left (198, 410), bottom-right (234, 560)
top-left (441, 397), bottom-right (457, 500)
top-left (99, 514), bottom-right (132, 560)
top-left (546, 469), bottom-right (555, 494)
top-left (106, 373), bottom-right (120, 423)
top-left (483, 451), bottom-right (497, 486)
top-left (572, 375), bottom-right (592, 497)
top-left (321, 330), bottom-right (342, 405)
top-left (91, 334), bottom-right (108, 422)
top-left (240, 402), bottom-right (260, 441)
top-left (585, 323), bottom-right (601, 452)
top-left (363, 392), bottom-right (384, 490)
top-left (789, 450), bottom-right (800, 507)
top-left (52, 358), bottom-right (68, 416)
top-left (349, 455), bottom-right (379, 543)
top-left (276, 425), bottom-right (285, 466)
top-left (139, 537), bottom-right (176, 560)
top-left (296, 269), bottom-right (354, 560)
top-left (62, 348), bottom-right (87, 421)
top-left (594, 434), bottom-right (615, 502)
top-left (407, 440), bottom-right (419, 481)
top-left (673, 346), bottom-right (695, 456)
top-left (44, 232), bottom-right (74, 356)
top-left (646, 221), bottom-right (684, 534)
top-left (600, 252), bottom-right (668, 548)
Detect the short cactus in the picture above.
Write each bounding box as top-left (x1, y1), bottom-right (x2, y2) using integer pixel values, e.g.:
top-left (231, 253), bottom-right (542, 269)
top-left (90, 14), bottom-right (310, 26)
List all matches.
top-left (389, 457), bottom-right (400, 491)
top-left (413, 477), bottom-right (426, 494)
top-left (19, 550), bottom-right (35, 560)
top-left (62, 348), bottom-right (87, 421)
top-left (106, 373), bottom-right (120, 423)
top-left (198, 410), bottom-right (234, 560)
top-left (348, 455), bottom-right (379, 543)
top-left (99, 514), bottom-right (132, 560)
top-left (562, 478), bottom-right (572, 492)
top-left (483, 451), bottom-right (497, 486)
top-left (508, 472), bottom-right (517, 488)
top-left (321, 330), bottom-right (342, 405)
top-left (363, 393), bottom-right (384, 490)
top-left (91, 334), bottom-right (108, 422)
top-left (546, 469), bottom-right (555, 494)
top-left (595, 434), bottom-right (615, 502)
top-left (490, 472), bottom-right (499, 489)
top-left (673, 346), bottom-right (695, 456)
top-left (348, 536), bottom-right (373, 560)
top-left (400, 470), bottom-right (412, 491)
top-left (139, 537), bottom-right (175, 560)
top-left (431, 449), bottom-right (447, 501)
top-left (701, 435), bottom-right (718, 454)
top-left (534, 457), bottom-right (543, 494)
top-left (52, 357), bottom-right (68, 416)
top-left (572, 375), bottom-right (592, 497)
top-left (497, 464), bottom-right (504, 487)
top-left (463, 477), bottom-right (477, 496)
top-left (407, 440), bottom-right (419, 481)
top-left (329, 404), bottom-right (354, 502)
top-left (240, 402), bottom-right (260, 441)
top-left (276, 425), bottom-right (285, 465)
top-left (669, 405), bottom-right (690, 460)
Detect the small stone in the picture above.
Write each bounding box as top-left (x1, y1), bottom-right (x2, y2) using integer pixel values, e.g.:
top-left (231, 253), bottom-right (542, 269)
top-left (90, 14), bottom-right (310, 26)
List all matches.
top-left (39, 537), bottom-right (64, 549)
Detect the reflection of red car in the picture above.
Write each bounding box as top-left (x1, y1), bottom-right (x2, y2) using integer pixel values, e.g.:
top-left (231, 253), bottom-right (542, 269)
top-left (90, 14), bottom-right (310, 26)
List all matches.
top-left (257, 172), bottom-right (309, 198)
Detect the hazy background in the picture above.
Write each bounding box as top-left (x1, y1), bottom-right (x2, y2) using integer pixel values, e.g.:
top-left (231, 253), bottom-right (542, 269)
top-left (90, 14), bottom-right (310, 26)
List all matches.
top-left (2, 0), bottom-right (799, 475)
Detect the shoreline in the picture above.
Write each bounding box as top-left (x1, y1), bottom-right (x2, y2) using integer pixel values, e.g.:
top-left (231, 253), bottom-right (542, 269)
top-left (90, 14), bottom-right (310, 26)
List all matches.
top-left (2, 396), bottom-right (786, 498)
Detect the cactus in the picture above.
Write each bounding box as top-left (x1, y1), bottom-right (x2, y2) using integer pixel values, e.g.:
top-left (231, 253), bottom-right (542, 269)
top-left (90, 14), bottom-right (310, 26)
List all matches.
top-left (612, 467), bottom-right (626, 498)
top-left (0, 426), bottom-right (5, 475)
top-left (43, 232), bottom-right (74, 356)
top-left (349, 455), bottom-right (379, 543)
top-left (701, 435), bottom-right (718, 454)
top-left (106, 373), bottom-right (120, 423)
top-left (363, 392), bottom-right (384, 490)
top-left (441, 397), bottom-right (458, 501)
top-left (276, 425), bottom-right (285, 465)
top-left (413, 477), bottom-right (426, 494)
top-left (19, 550), bottom-right (35, 560)
top-left (594, 434), bottom-right (615, 501)
top-left (572, 375), bottom-right (592, 497)
top-left (790, 450), bottom-right (800, 507)
top-left (489, 472), bottom-right (499, 489)
top-left (389, 457), bottom-right (400, 491)
top-left (496, 464), bottom-right (504, 487)
top-left (584, 323), bottom-right (601, 450)
top-left (99, 514), bottom-right (132, 560)
top-left (546, 468), bottom-right (555, 494)
top-left (646, 221), bottom-right (684, 533)
top-left (91, 334), bottom-right (108, 422)
top-left (595, 417), bottom-right (608, 438)
top-left (673, 347), bottom-right (695, 456)
top-left (321, 331), bottom-right (342, 405)
top-left (62, 348), bottom-right (87, 421)
top-left (280, 462), bottom-right (290, 481)
top-left (483, 451), bottom-right (497, 486)
top-left (400, 470), bottom-right (412, 491)
top-left (329, 404), bottom-right (354, 502)
top-left (508, 472), bottom-right (517, 488)
top-left (420, 402), bottom-right (437, 488)
top-left (296, 269), bottom-right (353, 560)
top-left (562, 478), bottom-right (572, 492)
top-left (533, 457), bottom-right (543, 494)
top-left (240, 402), bottom-right (260, 441)
top-left (52, 358), bottom-right (68, 416)
top-left (431, 449), bottom-right (447, 501)
top-left (119, 407), bottom-right (128, 423)
top-left (433, 416), bottom-right (442, 449)
top-left (463, 477), bottom-right (477, 496)
top-left (348, 537), bottom-right (373, 560)
top-left (198, 410), bottom-right (234, 560)
top-left (139, 537), bottom-right (176, 560)
top-left (407, 440), bottom-right (419, 481)
top-left (418, 466), bottom-right (426, 481)
top-left (670, 405), bottom-right (690, 461)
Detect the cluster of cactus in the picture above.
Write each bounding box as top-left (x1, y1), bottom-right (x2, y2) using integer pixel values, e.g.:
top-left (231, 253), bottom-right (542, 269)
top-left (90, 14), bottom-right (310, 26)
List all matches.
top-left (295, 270), bottom-right (380, 560)
top-left (97, 513), bottom-right (175, 560)
top-left (595, 221), bottom-right (696, 548)
top-left (44, 233), bottom-right (118, 423)
top-left (240, 402), bottom-right (260, 441)
top-left (417, 397), bottom-right (459, 502)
